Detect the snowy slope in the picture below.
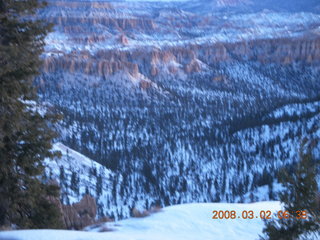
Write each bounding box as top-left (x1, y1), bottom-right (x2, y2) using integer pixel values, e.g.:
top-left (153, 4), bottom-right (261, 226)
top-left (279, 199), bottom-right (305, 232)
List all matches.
top-left (0, 201), bottom-right (281, 240)
top-left (45, 143), bottom-right (121, 218)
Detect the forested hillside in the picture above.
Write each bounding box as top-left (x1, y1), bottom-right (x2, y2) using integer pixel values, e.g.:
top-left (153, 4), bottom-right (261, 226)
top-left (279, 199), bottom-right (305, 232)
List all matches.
top-left (37, 0), bottom-right (320, 219)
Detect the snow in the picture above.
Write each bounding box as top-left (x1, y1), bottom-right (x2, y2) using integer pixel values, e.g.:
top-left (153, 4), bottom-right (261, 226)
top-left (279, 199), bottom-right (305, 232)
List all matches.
top-left (50, 143), bottom-right (105, 172)
top-left (267, 101), bottom-right (320, 119)
top-left (42, 1), bottom-right (320, 55)
top-left (0, 201), bottom-right (281, 240)
top-left (45, 143), bottom-right (115, 211)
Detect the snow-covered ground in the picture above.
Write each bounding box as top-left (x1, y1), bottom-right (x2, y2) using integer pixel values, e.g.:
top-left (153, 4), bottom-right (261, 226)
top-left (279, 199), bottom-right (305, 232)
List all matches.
top-left (0, 201), bottom-right (281, 240)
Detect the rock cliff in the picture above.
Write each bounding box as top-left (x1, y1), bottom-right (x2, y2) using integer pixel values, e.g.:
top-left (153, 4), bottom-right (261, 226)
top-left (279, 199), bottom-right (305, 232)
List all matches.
top-left (41, 1), bottom-right (320, 86)
top-left (43, 37), bottom-right (320, 81)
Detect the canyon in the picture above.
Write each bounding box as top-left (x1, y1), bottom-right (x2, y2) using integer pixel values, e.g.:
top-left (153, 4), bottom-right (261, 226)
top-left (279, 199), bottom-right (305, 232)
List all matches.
top-left (38, 0), bottom-right (320, 220)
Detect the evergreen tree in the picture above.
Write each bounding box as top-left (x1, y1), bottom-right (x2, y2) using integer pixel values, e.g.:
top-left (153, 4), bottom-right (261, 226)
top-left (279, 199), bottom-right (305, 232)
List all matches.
top-left (261, 141), bottom-right (320, 240)
top-left (59, 166), bottom-right (66, 186)
top-left (70, 171), bottom-right (79, 196)
top-left (85, 185), bottom-right (90, 195)
top-left (96, 173), bottom-right (103, 197)
top-left (0, 0), bottom-right (63, 228)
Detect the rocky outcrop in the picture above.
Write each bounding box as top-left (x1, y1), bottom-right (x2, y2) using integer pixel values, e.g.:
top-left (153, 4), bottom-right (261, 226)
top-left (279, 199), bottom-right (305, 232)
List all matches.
top-left (48, 16), bottom-right (156, 32)
top-left (225, 37), bottom-right (320, 64)
top-left (140, 79), bottom-right (152, 89)
top-left (118, 34), bottom-right (129, 45)
top-left (44, 1), bottom-right (156, 34)
top-left (42, 37), bottom-right (320, 81)
top-left (40, 0), bottom-right (320, 88)
top-left (62, 195), bottom-right (97, 230)
top-left (51, 194), bottom-right (97, 230)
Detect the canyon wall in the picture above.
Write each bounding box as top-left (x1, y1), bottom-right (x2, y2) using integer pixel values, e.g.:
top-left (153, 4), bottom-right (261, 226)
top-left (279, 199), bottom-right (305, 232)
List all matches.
top-left (43, 37), bottom-right (320, 79)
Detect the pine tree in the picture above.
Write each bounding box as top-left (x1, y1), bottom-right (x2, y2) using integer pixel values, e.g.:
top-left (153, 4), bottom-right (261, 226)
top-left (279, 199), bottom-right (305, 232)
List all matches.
top-left (261, 141), bottom-right (320, 240)
top-left (70, 171), bottom-right (79, 196)
top-left (59, 166), bottom-right (66, 186)
top-left (0, 0), bottom-right (63, 228)
top-left (96, 173), bottom-right (103, 197)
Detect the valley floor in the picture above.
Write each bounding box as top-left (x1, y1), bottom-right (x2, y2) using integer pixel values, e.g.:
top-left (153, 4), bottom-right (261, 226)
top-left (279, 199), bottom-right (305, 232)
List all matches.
top-left (0, 201), bottom-right (281, 240)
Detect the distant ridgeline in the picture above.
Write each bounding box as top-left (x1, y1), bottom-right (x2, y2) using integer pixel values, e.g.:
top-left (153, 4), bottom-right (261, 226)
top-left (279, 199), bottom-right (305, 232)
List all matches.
top-left (39, 0), bottom-right (320, 219)
top-left (199, 0), bottom-right (320, 12)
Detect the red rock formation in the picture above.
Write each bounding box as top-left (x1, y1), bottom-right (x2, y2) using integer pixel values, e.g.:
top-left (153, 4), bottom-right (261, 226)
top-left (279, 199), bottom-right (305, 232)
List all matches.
top-left (140, 79), bottom-right (152, 89)
top-left (48, 16), bottom-right (156, 32)
top-left (42, 37), bottom-right (320, 80)
top-left (61, 195), bottom-right (97, 230)
top-left (212, 75), bottom-right (225, 82)
top-left (168, 65), bottom-right (178, 74)
top-left (150, 65), bottom-right (158, 76)
top-left (118, 34), bottom-right (129, 45)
